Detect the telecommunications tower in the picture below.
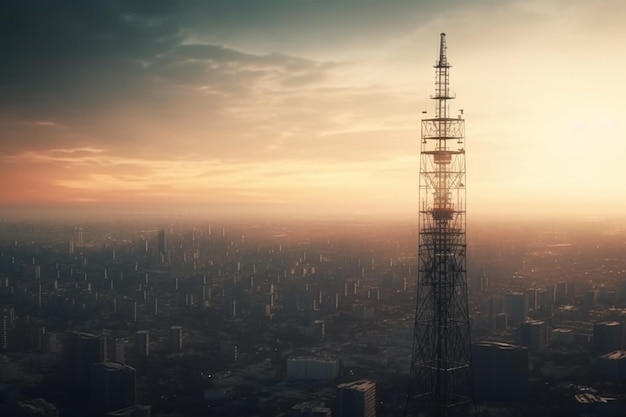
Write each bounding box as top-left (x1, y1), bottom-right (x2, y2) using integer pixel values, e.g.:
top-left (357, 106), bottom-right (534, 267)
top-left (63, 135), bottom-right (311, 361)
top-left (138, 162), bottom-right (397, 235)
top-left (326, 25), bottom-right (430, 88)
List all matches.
top-left (406, 33), bottom-right (474, 416)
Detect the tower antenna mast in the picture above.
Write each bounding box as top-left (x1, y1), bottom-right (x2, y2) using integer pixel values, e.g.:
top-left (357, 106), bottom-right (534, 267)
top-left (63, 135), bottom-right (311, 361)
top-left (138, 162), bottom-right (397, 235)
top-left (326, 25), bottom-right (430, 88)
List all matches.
top-left (406, 33), bottom-right (474, 417)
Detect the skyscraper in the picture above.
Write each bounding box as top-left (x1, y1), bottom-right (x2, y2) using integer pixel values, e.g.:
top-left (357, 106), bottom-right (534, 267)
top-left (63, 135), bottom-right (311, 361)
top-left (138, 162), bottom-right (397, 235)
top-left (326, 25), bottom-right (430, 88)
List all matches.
top-left (472, 341), bottom-right (528, 403)
top-left (91, 362), bottom-right (136, 413)
top-left (157, 229), bottom-right (167, 254)
top-left (65, 331), bottom-right (105, 395)
top-left (504, 291), bottom-right (528, 323)
top-left (169, 325), bottom-right (183, 353)
top-left (593, 321), bottom-right (623, 355)
top-left (106, 337), bottom-right (126, 364)
top-left (134, 330), bottom-right (149, 357)
top-left (0, 313), bottom-right (7, 352)
top-left (337, 380), bottom-right (376, 417)
top-left (519, 320), bottom-right (549, 350)
top-left (76, 227), bottom-right (84, 246)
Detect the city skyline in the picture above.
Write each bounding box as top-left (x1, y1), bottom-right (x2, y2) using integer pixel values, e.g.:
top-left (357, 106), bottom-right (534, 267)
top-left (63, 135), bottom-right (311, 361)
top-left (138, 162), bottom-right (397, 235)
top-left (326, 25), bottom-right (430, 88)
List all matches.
top-left (1, 0), bottom-right (625, 221)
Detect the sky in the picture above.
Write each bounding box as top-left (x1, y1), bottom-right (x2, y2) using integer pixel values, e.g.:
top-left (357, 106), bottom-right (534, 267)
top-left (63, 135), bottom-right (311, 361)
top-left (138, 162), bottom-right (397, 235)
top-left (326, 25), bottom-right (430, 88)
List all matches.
top-left (1, 0), bottom-right (625, 221)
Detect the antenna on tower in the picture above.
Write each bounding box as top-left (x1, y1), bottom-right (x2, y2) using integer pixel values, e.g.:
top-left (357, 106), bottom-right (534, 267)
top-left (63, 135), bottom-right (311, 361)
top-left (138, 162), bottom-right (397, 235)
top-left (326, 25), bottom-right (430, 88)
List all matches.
top-left (438, 32), bottom-right (447, 67)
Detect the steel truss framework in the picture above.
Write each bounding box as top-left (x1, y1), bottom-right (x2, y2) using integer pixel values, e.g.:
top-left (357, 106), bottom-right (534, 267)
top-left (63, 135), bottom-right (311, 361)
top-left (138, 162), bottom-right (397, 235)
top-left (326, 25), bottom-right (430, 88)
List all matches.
top-left (406, 33), bottom-right (474, 417)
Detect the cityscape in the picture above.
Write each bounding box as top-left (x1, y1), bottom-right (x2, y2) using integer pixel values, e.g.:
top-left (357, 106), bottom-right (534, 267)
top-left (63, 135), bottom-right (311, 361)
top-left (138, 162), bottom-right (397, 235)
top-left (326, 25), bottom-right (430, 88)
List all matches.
top-left (2, 1), bottom-right (626, 417)
top-left (0, 217), bottom-right (625, 416)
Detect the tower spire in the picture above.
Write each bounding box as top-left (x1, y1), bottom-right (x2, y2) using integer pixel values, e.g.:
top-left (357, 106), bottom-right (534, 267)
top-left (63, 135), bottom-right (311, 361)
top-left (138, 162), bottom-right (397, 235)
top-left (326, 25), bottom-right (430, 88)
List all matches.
top-left (437, 32), bottom-right (448, 68)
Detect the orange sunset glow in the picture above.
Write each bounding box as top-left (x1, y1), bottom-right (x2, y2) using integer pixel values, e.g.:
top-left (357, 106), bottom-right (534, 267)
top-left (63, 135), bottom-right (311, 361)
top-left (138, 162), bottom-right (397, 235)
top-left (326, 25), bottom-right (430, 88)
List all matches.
top-left (1, 0), bottom-right (626, 220)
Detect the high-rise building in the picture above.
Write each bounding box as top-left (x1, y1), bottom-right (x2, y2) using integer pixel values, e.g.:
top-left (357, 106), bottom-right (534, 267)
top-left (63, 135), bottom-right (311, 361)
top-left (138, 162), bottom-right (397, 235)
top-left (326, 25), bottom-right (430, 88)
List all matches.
top-left (593, 321), bottom-right (623, 355)
top-left (76, 227), bottom-right (84, 246)
top-left (107, 337), bottom-right (126, 364)
top-left (504, 292), bottom-right (528, 323)
top-left (310, 320), bottom-right (326, 341)
top-left (408, 32), bottom-right (473, 415)
top-left (595, 350), bottom-right (626, 382)
top-left (35, 325), bottom-right (46, 350)
top-left (151, 296), bottom-right (158, 316)
top-left (0, 313), bottom-right (7, 352)
top-left (91, 362), bottom-right (136, 413)
top-left (134, 331), bottom-right (149, 358)
top-left (157, 229), bottom-right (167, 254)
top-left (494, 313), bottom-right (508, 332)
top-left (544, 285), bottom-right (556, 306)
top-left (555, 281), bottom-right (567, 303)
top-left (519, 320), bottom-right (549, 350)
top-left (65, 331), bottom-right (105, 394)
top-left (482, 295), bottom-right (503, 316)
top-left (472, 341), bottom-right (529, 403)
top-left (583, 289), bottom-right (597, 311)
top-left (526, 288), bottom-right (539, 311)
top-left (337, 380), bottom-right (376, 417)
top-left (169, 326), bottom-right (183, 353)
top-left (567, 280), bottom-right (577, 299)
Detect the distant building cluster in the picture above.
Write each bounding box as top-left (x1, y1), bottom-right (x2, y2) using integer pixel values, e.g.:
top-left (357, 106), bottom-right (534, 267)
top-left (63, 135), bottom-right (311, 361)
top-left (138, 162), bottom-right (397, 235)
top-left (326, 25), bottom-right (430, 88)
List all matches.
top-left (0, 219), bottom-right (625, 415)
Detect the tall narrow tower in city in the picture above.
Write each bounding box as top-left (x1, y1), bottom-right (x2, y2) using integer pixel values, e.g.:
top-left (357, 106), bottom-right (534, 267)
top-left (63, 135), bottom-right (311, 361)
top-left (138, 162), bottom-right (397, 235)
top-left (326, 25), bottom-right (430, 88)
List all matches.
top-left (407, 33), bottom-right (473, 416)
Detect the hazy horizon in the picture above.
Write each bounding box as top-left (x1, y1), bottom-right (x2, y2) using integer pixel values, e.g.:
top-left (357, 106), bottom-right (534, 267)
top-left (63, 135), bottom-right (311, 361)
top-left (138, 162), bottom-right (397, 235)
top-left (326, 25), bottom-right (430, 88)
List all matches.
top-left (2, 204), bottom-right (625, 228)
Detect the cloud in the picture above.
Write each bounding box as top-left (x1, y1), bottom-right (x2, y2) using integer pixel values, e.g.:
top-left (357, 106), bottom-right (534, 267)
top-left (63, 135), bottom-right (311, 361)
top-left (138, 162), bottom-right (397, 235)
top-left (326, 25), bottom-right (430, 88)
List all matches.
top-left (0, 145), bottom-right (417, 210)
top-left (0, 1), bottom-right (348, 161)
top-left (0, 1), bottom-right (343, 124)
top-left (3, 0), bottom-right (625, 218)
top-left (151, 43), bottom-right (338, 95)
top-left (182, 0), bottom-right (508, 56)
top-left (0, 0), bottom-right (182, 119)
top-left (0, 0), bottom-right (474, 166)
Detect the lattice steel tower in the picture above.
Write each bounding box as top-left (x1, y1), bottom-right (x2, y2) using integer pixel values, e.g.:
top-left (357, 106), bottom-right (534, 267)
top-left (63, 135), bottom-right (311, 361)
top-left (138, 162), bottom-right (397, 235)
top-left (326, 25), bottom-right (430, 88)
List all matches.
top-left (406, 33), bottom-right (473, 417)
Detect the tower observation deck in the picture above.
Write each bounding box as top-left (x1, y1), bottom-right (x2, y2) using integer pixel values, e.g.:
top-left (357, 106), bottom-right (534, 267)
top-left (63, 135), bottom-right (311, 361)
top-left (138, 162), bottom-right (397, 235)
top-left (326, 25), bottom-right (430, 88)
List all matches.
top-left (406, 33), bottom-right (474, 417)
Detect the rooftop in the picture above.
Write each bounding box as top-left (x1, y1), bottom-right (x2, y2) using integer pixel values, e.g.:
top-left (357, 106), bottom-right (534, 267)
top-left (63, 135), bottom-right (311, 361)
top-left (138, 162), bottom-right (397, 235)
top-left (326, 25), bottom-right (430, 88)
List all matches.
top-left (599, 350), bottom-right (626, 360)
top-left (337, 379), bottom-right (375, 392)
